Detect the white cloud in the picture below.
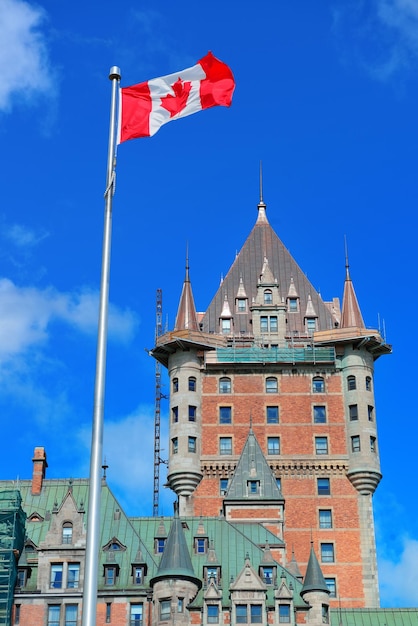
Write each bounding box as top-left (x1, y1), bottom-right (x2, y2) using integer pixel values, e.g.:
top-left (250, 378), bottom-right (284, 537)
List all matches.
top-left (5, 222), bottom-right (49, 248)
top-left (379, 536), bottom-right (418, 606)
top-left (0, 278), bottom-right (138, 362)
top-left (0, 0), bottom-right (54, 111)
top-left (77, 406), bottom-right (173, 516)
top-left (332, 0), bottom-right (418, 81)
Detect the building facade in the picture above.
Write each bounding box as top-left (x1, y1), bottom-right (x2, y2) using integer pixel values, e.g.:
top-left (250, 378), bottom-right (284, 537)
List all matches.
top-left (152, 197), bottom-right (391, 609)
top-left (3, 196), bottom-right (417, 626)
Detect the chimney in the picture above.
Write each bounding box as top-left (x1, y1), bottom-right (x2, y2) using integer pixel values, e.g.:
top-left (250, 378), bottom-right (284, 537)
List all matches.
top-left (32, 447), bottom-right (48, 495)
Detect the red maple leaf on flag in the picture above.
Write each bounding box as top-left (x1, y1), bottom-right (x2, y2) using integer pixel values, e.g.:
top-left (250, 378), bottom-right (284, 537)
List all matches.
top-left (161, 78), bottom-right (192, 118)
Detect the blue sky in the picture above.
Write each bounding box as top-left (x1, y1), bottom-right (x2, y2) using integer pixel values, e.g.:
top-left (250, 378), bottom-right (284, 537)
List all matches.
top-left (0, 0), bottom-right (417, 608)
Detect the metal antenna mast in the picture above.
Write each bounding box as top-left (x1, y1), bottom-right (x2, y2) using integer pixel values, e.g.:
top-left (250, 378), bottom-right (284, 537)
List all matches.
top-left (153, 289), bottom-right (163, 516)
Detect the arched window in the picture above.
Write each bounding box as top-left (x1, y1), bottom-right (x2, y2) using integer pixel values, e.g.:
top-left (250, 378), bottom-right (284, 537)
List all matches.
top-left (347, 375), bottom-right (356, 391)
top-left (264, 289), bottom-right (273, 304)
top-left (62, 522), bottom-right (73, 544)
top-left (266, 377), bottom-right (278, 393)
top-left (219, 377), bottom-right (231, 393)
top-left (312, 376), bottom-right (325, 393)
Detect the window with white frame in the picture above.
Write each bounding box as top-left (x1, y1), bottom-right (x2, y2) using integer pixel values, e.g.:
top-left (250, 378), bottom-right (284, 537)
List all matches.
top-left (50, 564), bottom-right (63, 589)
top-left (319, 509), bottom-right (332, 529)
top-left (220, 437), bottom-right (232, 455)
top-left (47, 605), bottom-right (60, 626)
top-left (67, 563), bottom-right (80, 589)
top-left (321, 543), bottom-right (335, 563)
top-left (130, 604), bottom-right (143, 626)
top-left (315, 437), bottom-right (328, 455)
top-left (160, 600), bottom-right (171, 621)
top-left (65, 605), bottom-right (78, 626)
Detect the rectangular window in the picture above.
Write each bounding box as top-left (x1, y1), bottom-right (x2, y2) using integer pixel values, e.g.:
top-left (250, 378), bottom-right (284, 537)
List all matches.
top-left (106, 602), bottom-right (112, 623)
top-left (195, 538), bottom-right (207, 554)
top-left (47, 606), bottom-right (60, 626)
top-left (317, 478), bottom-right (330, 496)
top-left (14, 605), bottom-right (20, 625)
top-left (133, 566), bottom-right (143, 584)
top-left (312, 377), bottom-right (325, 393)
top-left (67, 563), bottom-right (80, 589)
top-left (266, 406), bottom-right (279, 424)
top-left (50, 564), bottom-right (63, 589)
top-left (221, 319), bottom-right (231, 334)
top-left (131, 604), bottom-right (143, 626)
top-left (351, 435), bottom-right (361, 452)
top-left (306, 318), bottom-right (316, 332)
top-left (313, 405), bottom-right (326, 423)
top-left (160, 600), bottom-right (171, 621)
top-left (188, 437), bottom-right (196, 453)
top-left (288, 298), bottom-right (298, 312)
top-left (276, 477), bottom-right (282, 491)
top-left (172, 378), bottom-right (179, 392)
top-left (321, 543), bottom-right (335, 563)
top-left (266, 377), bottom-right (278, 393)
top-left (65, 605), bottom-right (78, 626)
top-left (16, 569), bottom-right (26, 588)
top-left (178, 598), bottom-right (184, 613)
top-left (188, 405), bottom-right (197, 421)
top-left (365, 376), bottom-right (372, 391)
top-left (155, 538), bottom-right (165, 554)
top-left (322, 605), bottom-right (329, 624)
top-left (267, 437), bottom-right (280, 455)
top-left (172, 406), bottom-right (178, 422)
top-left (219, 406), bottom-right (232, 424)
top-left (236, 605), bottom-right (247, 623)
top-left (349, 404), bottom-right (358, 421)
top-left (319, 509), bottom-right (332, 529)
top-left (260, 316), bottom-right (268, 332)
top-left (248, 480), bottom-right (259, 494)
top-left (370, 436), bottom-right (377, 453)
top-left (315, 437), bottom-right (328, 455)
top-left (172, 437), bottom-right (178, 454)
top-left (220, 437), bottom-right (232, 455)
top-left (278, 605), bottom-right (291, 623)
top-left (347, 375), bottom-right (356, 390)
top-left (220, 478), bottom-right (228, 495)
top-left (207, 605), bottom-right (219, 623)
top-left (104, 566), bottom-right (117, 585)
top-left (250, 605), bottom-right (262, 623)
top-left (325, 578), bottom-right (336, 598)
top-left (206, 567), bottom-right (219, 585)
top-left (262, 566), bottom-right (273, 584)
top-left (237, 298), bottom-right (247, 312)
top-left (368, 405), bottom-right (374, 421)
top-left (270, 316), bottom-right (278, 331)
top-left (188, 377), bottom-right (196, 391)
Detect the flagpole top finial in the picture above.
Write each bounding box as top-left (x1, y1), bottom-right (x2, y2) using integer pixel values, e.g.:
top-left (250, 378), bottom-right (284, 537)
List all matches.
top-left (109, 66), bottom-right (121, 81)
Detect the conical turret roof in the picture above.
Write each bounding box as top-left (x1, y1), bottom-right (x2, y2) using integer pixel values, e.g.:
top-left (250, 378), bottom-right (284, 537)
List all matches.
top-left (301, 544), bottom-right (329, 596)
top-left (341, 261), bottom-right (365, 329)
top-left (150, 510), bottom-right (202, 588)
top-left (174, 255), bottom-right (199, 331)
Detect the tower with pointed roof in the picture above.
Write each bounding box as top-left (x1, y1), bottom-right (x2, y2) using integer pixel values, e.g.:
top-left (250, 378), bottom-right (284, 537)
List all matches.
top-left (152, 192), bottom-right (390, 609)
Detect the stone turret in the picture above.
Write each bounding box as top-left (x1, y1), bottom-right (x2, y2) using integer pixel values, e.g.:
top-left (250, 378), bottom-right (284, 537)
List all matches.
top-left (300, 545), bottom-right (330, 625)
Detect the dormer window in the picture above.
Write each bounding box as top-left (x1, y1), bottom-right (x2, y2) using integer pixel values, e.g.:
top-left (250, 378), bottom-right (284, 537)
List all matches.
top-left (248, 480), bottom-right (260, 495)
top-left (264, 289), bottom-right (273, 304)
top-left (221, 319), bottom-right (231, 335)
top-left (237, 298), bottom-right (247, 313)
top-left (194, 537), bottom-right (208, 554)
top-left (205, 566), bottom-right (221, 585)
top-left (260, 565), bottom-right (276, 585)
top-left (288, 298), bottom-right (298, 312)
top-left (132, 565), bottom-right (144, 584)
top-left (306, 318), bottom-right (317, 333)
top-left (155, 538), bottom-right (166, 554)
top-left (62, 522), bottom-right (73, 544)
top-left (103, 538), bottom-right (125, 552)
top-left (104, 564), bottom-right (119, 585)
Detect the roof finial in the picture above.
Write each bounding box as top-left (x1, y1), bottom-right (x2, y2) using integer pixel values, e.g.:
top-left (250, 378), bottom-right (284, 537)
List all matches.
top-left (185, 241), bottom-right (190, 282)
top-left (257, 161), bottom-right (267, 222)
top-left (344, 235), bottom-right (350, 280)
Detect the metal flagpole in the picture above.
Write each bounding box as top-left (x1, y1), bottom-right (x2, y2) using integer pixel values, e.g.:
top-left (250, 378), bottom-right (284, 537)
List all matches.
top-left (81, 65), bottom-right (121, 626)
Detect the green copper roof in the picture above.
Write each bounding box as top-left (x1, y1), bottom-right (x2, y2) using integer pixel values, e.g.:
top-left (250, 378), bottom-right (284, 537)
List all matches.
top-left (330, 609), bottom-right (418, 625)
top-left (224, 429), bottom-right (284, 501)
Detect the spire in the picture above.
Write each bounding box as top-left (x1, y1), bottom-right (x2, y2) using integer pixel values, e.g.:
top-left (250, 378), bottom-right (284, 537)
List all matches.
top-left (220, 293), bottom-right (232, 318)
top-left (286, 548), bottom-right (303, 581)
top-left (340, 242), bottom-right (365, 329)
top-left (150, 510), bottom-right (201, 588)
top-left (304, 295), bottom-right (318, 318)
top-left (301, 544), bottom-right (329, 596)
top-left (174, 249), bottom-right (199, 331)
top-left (257, 161), bottom-right (268, 224)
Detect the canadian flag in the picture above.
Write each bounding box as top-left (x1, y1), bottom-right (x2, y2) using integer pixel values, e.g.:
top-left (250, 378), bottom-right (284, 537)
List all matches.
top-left (118, 52), bottom-right (235, 143)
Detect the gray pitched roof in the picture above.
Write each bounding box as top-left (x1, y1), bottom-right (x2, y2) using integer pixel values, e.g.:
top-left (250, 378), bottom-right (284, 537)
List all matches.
top-left (224, 429), bottom-right (284, 501)
top-left (201, 203), bottom-right (337, 335)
